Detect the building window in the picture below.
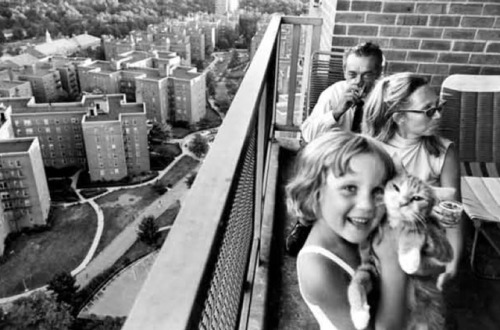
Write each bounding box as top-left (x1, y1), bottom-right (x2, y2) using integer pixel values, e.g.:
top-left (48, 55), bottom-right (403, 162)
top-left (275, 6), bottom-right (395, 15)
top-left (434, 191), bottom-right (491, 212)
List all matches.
top-left (26, 128), bottom-right (33, 135)
top-left (23, 119), bottom-right (32, 126)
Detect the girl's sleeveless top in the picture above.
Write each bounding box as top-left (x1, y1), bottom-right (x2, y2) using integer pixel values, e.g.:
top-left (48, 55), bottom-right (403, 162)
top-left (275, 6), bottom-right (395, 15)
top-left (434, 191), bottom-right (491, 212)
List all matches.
top-left (297, 245), bottom-right (355, 330)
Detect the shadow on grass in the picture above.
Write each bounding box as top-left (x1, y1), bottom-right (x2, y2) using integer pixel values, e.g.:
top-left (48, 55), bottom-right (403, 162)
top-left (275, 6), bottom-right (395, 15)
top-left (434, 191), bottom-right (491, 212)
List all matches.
top-left (48, 178), bottom-right (79, 203)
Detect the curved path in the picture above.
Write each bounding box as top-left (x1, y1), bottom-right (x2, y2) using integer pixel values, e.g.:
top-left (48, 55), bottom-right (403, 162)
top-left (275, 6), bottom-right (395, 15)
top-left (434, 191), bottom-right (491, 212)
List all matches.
top-left (0, 129), bottom-right (211, 305)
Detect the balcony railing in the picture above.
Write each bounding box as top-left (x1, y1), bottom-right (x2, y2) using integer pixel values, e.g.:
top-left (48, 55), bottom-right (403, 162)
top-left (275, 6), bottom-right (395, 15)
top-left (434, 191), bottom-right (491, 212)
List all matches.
top-left (123, 15), bottom-right (321, 330)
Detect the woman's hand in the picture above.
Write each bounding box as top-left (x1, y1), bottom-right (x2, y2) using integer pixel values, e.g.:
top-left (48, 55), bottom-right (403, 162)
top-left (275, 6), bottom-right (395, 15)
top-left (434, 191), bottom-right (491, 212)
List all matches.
top-left (372, 224), bottom-right (408, 330)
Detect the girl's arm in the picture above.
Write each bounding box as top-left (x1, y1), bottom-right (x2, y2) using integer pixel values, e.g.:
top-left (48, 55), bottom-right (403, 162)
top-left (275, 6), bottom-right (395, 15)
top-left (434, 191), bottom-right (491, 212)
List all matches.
top-left (298, 253), bottom-right (359, 330)
top-left (439, 143), bottom-right (464, 289)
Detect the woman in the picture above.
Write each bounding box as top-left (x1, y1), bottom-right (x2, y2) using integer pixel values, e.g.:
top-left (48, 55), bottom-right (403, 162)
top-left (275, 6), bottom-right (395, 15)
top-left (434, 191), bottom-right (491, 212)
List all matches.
top-left (287, 130), bottom-right (407, 330)
top-left (362, 72), bottom-right (463, 289)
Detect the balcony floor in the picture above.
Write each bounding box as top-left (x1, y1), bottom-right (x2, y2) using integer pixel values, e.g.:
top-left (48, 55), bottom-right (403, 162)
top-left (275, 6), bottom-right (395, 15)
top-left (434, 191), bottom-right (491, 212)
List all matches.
top-left (268, 147), bottom-right (500, 330)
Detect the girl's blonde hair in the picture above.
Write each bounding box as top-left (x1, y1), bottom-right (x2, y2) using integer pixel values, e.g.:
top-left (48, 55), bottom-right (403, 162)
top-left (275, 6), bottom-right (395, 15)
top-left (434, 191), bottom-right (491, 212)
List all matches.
top-left (286, 129), bottom-right (395, 224)
top-left (362, 72), bottom-right (444, 156)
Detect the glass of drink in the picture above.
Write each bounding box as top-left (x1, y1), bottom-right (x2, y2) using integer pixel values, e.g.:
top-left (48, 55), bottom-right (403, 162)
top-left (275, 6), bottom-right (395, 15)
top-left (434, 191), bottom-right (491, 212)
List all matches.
top-left (436, 200), bottom-right (463, 228)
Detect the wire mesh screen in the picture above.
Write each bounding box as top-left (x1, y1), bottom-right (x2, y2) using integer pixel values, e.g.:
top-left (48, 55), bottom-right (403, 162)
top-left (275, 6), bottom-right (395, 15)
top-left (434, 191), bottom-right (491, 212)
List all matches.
top-left (197, 125), bottom-right (257, 330)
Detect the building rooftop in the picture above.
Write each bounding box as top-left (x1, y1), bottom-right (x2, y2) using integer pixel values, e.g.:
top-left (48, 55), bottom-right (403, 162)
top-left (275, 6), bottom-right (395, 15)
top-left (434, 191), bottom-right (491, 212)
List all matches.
top-left (0, 138), bottom-right (34, 153)
top-left (0, 80), bottom-right (28, 89)
top-left (85, 95), bottom-right (144, 122)
top-left (170, 66), bottom-right (201, 80)
top-left (0, 53), bottom-right (40, 69)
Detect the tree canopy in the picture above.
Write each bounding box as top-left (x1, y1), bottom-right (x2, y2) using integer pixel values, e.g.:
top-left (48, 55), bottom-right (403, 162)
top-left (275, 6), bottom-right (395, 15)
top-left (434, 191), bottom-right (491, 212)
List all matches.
top-left (0, 291), bottom-right (73, 330)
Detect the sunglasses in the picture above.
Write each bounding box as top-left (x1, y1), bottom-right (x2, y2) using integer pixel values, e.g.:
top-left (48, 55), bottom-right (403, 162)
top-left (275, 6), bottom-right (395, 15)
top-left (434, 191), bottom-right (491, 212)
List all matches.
top-left (395, 101), bottom-right (446, 118)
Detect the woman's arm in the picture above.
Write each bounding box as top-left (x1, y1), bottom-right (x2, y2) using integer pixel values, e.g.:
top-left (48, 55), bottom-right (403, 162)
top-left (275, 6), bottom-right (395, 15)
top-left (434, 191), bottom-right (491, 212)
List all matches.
top-left (372, 225), bottom-right (408, 330)
top-left (438, 143), bottom-right (464, 289)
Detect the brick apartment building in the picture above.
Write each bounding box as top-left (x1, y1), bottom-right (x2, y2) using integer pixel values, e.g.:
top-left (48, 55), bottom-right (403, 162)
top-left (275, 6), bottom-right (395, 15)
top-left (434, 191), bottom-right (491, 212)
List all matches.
top-left (0, 137), bottom-right (50, 256)
top-left (0, 94), bottom-right (150, 182)
top-left (82, 94), bottom-right (149, 182)
top-left (17, 64), bottom-right (64, 103)
top-left (168, 67), bottom-right (207, 124)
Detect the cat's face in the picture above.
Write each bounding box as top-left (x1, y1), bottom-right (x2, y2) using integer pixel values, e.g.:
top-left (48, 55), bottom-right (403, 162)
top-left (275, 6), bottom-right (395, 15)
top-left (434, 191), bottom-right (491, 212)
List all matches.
top-left (384, 173), bottom-right (436, 226)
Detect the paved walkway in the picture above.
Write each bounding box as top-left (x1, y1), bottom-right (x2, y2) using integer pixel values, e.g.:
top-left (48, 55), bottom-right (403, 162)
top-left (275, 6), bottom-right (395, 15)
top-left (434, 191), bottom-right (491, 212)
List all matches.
top-left (0, 130), bottom-right (206, 305)
top-left (79, 251), bottom-right (160, 318)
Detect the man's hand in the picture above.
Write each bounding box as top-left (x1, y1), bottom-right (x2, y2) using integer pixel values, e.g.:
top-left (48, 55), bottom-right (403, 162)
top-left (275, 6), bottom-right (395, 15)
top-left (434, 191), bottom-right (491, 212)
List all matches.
top-left (332, 82), bottom-right (365, 121)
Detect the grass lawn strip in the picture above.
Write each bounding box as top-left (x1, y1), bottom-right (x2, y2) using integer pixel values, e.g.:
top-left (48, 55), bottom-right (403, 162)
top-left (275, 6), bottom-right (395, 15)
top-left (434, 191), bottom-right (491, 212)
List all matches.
top-left (94, 155), bottom-right (199, 255)
top-left (0, 204), bottom-right (97, 298)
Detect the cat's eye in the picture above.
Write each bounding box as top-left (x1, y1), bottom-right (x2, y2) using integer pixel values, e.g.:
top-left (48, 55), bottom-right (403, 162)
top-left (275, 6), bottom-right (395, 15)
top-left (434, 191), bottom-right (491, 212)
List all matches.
top-left (411, 196), bottom-right (424, 202)
top-left (392, 183), bottom-right (399, 192)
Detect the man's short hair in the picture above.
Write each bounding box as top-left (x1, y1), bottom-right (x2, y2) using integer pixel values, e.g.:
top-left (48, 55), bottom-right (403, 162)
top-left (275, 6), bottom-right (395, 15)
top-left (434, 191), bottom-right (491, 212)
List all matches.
top-left (343, 42), bottom-right (384, 73)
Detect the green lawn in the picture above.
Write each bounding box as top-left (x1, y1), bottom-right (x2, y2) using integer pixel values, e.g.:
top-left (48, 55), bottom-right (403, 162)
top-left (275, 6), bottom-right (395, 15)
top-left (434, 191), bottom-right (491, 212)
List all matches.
top-left (0, 204), bottom-right (97, 298)
top-left (94, 155), bottom-right (199, 255)
top-left (95, 185), bottom-right (159, 255)
top-left (156, 200), bottom-right (181, 228)
top-left (160, 155), bottom-right (200, 187)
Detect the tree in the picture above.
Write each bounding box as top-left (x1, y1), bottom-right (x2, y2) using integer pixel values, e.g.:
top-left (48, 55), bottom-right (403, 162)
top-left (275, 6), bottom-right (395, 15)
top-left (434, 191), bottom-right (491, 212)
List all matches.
top-left (206, 71), bottom-right (217, 98)
top-left (2, 291), bottom-right (73, 330)
top-left (137, 216), bottom-right (160, 246)
top-left (188, 134), bottom-right (209, 158)
top-left (185, 172), bottom-right (198, 188)
top-left (152, 180), bottom-right (168, 195)
top-left (216, 98), bottom-right (231, 115)
top-left (227, 49), bottom-right (240, 69)
top-left (149, 122), bottom-right (172, 143)
top-left (225, 79), bottom-right (240, 99)
top-left (47, 271), bottom-right (79, 309)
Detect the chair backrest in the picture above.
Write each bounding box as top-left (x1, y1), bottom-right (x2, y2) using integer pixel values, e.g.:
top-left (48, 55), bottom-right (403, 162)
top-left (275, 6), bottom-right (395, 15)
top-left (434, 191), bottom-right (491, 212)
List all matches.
top-left (440, 74), bottom-right (500, 163)
top-left (304, 51), bottom-right (344, 118)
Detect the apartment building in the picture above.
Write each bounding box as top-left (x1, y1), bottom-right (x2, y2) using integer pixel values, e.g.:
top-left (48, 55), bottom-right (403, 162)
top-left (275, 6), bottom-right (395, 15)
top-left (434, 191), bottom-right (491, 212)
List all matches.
top-left (215, 0), bottom-right (240, 15)
top-left (0, 80), bottom-right (33, 98)
top-left (78, 60), bottom-right (122, 95)
top-left (82, 94), bottom-right (149, 181)
top-left (169, 36), bottom-right (192, 67)
top-left (2, 97), bottom-right (87, 169)
top-left (0, 137), bottom-right (50, 256)
top-left (17, 65), bottom-right (64, 103)
top-left (188, 28), bottom-right (206, 63)
top-left (168, 67), bottom-right (206, 124)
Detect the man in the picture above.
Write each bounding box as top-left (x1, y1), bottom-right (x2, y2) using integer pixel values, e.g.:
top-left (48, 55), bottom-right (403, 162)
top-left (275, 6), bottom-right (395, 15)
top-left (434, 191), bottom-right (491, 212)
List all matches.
top-left (286, 42), bottom-right (385, 256)
top-left (302, 42), bottom-right (384, 141)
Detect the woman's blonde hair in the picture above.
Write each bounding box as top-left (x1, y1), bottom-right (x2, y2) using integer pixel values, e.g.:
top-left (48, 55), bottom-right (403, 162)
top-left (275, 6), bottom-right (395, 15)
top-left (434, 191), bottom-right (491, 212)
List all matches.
top-left (286, 129), bottom-right (395, 224)
top-left (362, 72), bottom-right (444, 156)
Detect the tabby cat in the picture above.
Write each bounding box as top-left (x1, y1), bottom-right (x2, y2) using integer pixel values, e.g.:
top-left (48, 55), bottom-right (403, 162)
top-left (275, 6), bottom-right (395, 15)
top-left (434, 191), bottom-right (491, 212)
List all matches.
top-left (347, 172), bottom-right (454, 330)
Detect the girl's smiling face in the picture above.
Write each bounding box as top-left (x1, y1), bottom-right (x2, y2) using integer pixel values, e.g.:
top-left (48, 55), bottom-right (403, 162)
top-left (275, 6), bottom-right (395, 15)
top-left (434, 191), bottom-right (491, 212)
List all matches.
top-left (318, 152), bottom-right (387, 244)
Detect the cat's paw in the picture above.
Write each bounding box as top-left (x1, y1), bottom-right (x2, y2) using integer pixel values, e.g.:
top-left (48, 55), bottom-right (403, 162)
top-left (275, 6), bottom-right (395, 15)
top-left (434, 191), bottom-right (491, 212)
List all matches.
top-left (399, 248), bottom-right (421, 274)
top-left (350, 303), bottom-right (370, 330)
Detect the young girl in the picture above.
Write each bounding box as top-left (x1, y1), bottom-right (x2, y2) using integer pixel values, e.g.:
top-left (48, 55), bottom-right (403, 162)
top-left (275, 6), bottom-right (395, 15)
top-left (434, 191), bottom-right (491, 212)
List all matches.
top-left (362, 72), bottom-right (463, 290)
top-left (287, 130), bottom-right (406, 330)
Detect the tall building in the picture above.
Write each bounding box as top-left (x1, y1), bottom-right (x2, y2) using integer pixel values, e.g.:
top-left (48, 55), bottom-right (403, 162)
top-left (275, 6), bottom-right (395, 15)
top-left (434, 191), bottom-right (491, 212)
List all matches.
top-left (0, 137), bottom-right (51, 256)
top-left (168, 67), bottom-right (206, 124)
top-left (3, 96), bottom-right (88, 169)
top-left (17, 65), bottom-right (64, 103)
top-left (82, 94), bottom-right (149, 182)
top-left (215, 0), bottom-right (239, 15)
